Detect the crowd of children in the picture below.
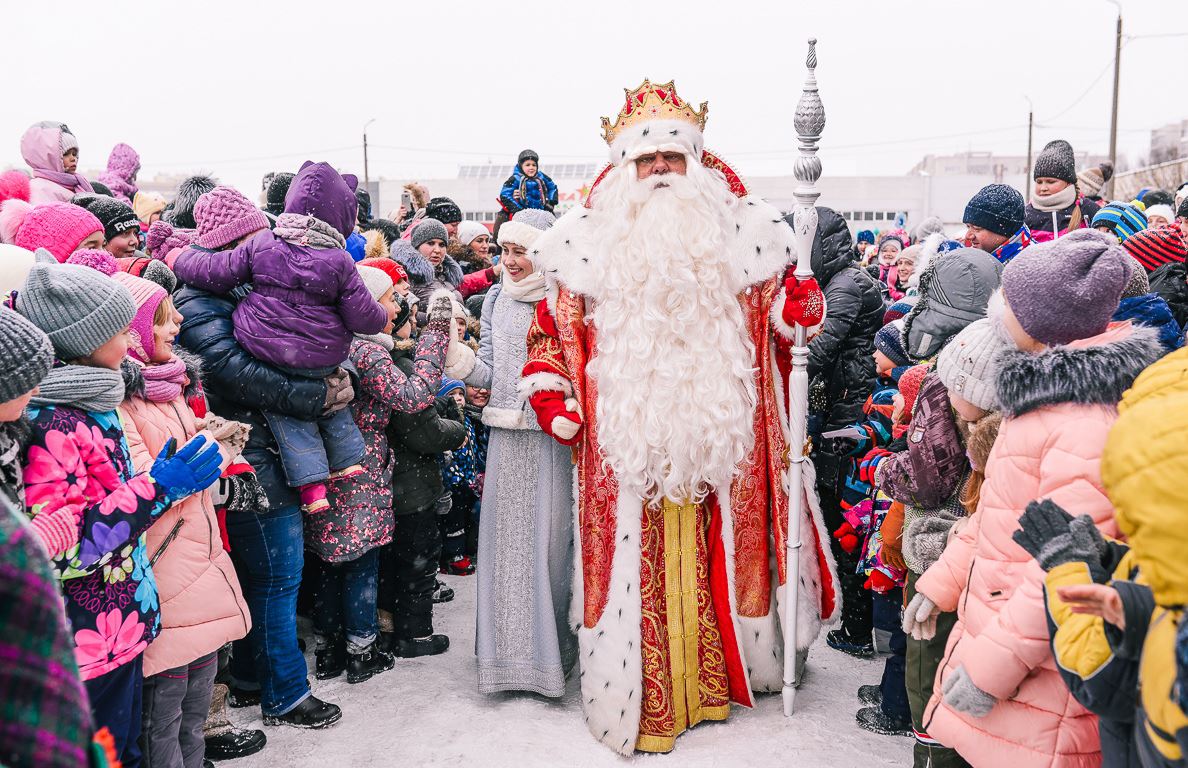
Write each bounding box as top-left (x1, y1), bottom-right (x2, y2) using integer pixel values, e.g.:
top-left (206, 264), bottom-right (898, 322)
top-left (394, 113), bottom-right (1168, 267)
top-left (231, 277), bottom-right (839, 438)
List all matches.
top-left (3, 119), bottom-right (1188, 768)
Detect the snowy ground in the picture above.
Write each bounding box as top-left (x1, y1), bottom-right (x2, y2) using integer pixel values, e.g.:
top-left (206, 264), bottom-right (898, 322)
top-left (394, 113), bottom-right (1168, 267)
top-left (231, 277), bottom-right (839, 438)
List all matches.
top-left (230, 575), bottom-right (912, 768)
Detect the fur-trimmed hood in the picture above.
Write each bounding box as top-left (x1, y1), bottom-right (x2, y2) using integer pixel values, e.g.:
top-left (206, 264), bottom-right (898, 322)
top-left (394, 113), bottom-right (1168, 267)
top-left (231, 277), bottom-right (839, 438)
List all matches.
top-left (121, 348), bottom-right (205, 402)
top-left (391, 239), bottom-right (463, 288)
top-left (995, 322), bottom-right (1163, 419)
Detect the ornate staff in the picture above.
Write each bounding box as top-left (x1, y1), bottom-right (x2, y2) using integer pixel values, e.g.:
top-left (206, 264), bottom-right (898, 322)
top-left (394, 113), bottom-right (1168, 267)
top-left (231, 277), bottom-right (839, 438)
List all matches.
top-left (784, 37), bottom-right (824, 718)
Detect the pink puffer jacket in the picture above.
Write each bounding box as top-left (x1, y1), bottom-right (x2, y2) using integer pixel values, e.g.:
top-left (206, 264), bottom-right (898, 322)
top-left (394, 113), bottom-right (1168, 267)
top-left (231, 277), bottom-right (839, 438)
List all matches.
top-left (916, 323), bottom-right (1162, 768)
top-left (118, 356), bottom-right (250, 677)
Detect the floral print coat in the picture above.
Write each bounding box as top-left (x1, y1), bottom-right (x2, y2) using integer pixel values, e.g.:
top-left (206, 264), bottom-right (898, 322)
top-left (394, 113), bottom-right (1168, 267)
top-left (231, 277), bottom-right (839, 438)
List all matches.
top-left (309, 322), bottom-right (449, 563)
top-left (22, 404), bottom-right (170, 681)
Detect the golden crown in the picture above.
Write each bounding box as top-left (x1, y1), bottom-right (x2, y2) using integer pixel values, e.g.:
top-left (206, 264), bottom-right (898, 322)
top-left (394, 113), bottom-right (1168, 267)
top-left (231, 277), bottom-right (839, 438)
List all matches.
top-left (600, 79), bottom-right (708, 146)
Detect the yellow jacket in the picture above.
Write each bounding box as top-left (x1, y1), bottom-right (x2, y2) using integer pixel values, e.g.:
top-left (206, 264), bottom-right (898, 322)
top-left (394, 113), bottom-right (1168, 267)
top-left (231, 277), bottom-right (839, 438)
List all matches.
top-left (1101, 347), bottom-right (1188, 766)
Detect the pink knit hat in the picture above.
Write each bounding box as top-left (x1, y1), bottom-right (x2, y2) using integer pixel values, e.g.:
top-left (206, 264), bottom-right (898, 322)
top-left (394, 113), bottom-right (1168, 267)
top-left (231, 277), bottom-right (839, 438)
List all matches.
top-left (194, 187), bottom-right (269, 249)
top-left (67, 248), bottom-right (166, 362)
top-left (0, 200), bottom-right (102, 263)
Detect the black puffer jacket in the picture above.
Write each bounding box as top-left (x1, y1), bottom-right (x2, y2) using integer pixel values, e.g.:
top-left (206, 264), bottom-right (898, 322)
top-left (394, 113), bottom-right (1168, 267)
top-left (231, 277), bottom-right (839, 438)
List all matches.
top-left (787, 207), bottom-right (885, 438)
top-left (386, 343), bottom-right (466, 516)
top-left (174, 285), bottom-right (327, 510)
top-left (1149, 261), bottom-right (1188, 330)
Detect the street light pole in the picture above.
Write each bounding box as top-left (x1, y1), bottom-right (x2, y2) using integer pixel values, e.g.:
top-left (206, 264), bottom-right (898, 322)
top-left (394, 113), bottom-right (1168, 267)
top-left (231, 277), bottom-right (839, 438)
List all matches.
top-left (363, 118), bottom-right (377, 186)
top-left (1107, 2), bottom-right (1122, 198)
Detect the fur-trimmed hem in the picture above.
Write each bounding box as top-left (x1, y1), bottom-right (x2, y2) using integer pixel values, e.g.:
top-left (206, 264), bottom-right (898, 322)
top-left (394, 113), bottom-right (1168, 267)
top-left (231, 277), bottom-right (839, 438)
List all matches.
top-left (517, 371), bottom-right (573, 400)
top-left (995, 324), bottom-right (1163, 418)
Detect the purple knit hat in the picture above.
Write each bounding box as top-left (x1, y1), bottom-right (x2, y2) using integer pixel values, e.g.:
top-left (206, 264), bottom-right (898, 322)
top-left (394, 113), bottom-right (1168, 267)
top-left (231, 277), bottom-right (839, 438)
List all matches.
top-left (194, 187), bottom-right (270, 249)
top-left (1002, 229), bottom-right (1130, 345)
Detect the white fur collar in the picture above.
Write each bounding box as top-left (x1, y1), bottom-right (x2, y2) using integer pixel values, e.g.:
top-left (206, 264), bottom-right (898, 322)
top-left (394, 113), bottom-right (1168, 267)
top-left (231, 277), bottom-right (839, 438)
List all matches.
top-left (532, 194), bottom-right (795, 306)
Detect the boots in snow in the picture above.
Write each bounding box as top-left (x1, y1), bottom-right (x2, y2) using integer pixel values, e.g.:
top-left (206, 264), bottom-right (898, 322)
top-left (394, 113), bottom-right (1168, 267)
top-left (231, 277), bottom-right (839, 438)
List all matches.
top-left (432, 580), bottom-right (455, 603)
top-left (440, 555), bottom-right (475, 576)
top-left (227, 686), bottom-right (261, 709)
top-left (347, 646), bottom-right (396, 684)
top-left (204, 682), bottom-right (267, 760)
top-left (393, 634), bottom-right (449, 658)
top-left (263, 696), bottom-right (342, 729)
top-left (315, 634), bottom-right (348, 680)
top-left (857, 684), bottom-right (882, 707)
top-left (826, 628), bottom-right (874, 658)
top-left (855, 706), bottom-right (912, 737)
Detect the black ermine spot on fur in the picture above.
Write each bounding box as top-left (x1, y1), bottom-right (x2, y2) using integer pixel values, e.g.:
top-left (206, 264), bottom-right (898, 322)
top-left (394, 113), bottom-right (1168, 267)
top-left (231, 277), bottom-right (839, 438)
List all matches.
top-left (747, 201), bottom-right (755, 206)
top-left (622, 739), bottom-right (631, 750)
top-left (602, 729), bottom-right (609, 739)
top-left (620, 709), bottom-right (626, 721)
top-left (598, 629), bottom-right (604, 638)
top-left (772, 219), bottom-right (780, 224)
top-left (756, 246), bottom-right (762, 256)
top-left (786, 246), bottom-right (792, 255)
top-left (622, 659), bottom-right (627, 669)
top-left (581, 258), bottom-right (588, 263)
top-left (621, 151), bottom-right (626, 159)
top-left (565, 240), bottom-right (570, 246)
top-left (618, 608), bottom-right (623, 618)
top-left (736, 224), bottom-right (741, 232)
top-left (755, 630), bottom-right (761, 640)
top-left (670, 130), bottom-right (678, 136)
top-left (604, 682), bottom-right (610, 690)
top-left (642, 128), bottom-right (650, 137)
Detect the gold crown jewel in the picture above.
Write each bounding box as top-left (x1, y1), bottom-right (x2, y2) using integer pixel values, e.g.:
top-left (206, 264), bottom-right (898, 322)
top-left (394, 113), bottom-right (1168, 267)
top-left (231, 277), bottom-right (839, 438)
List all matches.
top-left (600, 79), bottom-right (708, 146)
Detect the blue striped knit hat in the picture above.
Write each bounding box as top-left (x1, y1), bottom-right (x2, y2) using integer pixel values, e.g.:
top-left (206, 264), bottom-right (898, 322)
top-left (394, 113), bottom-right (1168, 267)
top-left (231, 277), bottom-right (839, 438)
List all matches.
top-left (1092, 203), bottom-right (1147, 244)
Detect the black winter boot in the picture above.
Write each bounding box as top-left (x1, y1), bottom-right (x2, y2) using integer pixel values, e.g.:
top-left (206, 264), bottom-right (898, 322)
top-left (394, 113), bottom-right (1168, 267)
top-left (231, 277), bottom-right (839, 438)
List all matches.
top-left (393, 634), bottom-right (449, 658)
top-left (346, 646), bottom-right (396, 684)
top-left (315, 635), bottom-right (347, 680)
top-left (263, 696), bottom-right (342, 729)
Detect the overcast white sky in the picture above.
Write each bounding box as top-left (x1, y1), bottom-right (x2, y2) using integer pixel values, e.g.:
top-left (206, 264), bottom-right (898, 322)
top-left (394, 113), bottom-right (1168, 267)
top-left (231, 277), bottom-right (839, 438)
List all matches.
top-left (4, 0), bottom-right (1185, 195)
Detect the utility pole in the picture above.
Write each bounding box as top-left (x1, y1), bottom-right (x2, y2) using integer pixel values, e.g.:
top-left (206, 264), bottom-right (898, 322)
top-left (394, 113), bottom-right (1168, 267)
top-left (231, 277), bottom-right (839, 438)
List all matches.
top-left (1107, 3), bottom-right (1122, 198)
top-left (363, 118), bottom-right (377, 186)
top-left (1024, 96), bottom-right (1034, 186)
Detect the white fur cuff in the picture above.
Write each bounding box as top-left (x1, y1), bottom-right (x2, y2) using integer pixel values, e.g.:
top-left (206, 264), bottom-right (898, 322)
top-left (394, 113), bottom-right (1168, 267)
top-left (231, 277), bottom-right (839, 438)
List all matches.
top-left (444, 341), bottom-right (476, 380)
top-left (517, 371), bottom-right (573, 401)
top-left (770, 290), bottom-right (825, 341)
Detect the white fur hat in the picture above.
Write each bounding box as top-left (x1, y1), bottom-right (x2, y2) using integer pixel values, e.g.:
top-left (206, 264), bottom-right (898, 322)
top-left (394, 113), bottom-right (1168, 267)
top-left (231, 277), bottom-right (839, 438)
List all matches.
top-left (1144, 204), bottom-right (1175, 224)
top-left (497, 208), bottom-right (556, 248)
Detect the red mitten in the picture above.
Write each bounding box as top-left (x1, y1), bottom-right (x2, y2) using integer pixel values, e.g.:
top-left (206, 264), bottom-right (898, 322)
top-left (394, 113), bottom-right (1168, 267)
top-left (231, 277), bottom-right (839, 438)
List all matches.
top-left (28, 504), bottom-right (81, 558)
top-left (832, 521), bottom-right (859, 554)
top-left (866, 570), bottom-right (898, 594)
top-left (529, 389), bottom-right (583, 446)
top-left (782, 275), bottom-right (825, 328)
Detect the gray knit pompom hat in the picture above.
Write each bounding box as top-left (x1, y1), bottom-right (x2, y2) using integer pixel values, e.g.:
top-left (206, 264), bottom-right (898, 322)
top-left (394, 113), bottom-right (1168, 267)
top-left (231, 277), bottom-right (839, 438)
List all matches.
top-left (16, 262), bottom-right (135, 359)
top-left (0, 306), bottom-right (54, 402)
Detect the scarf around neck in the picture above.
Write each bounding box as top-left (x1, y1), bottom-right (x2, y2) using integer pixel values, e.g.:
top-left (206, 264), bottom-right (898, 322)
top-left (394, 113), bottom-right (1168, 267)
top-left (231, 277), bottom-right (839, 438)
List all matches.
top-left (1030, 184), bottom-right (1077, 212)
top-left (274, 213), bottom-right (346, 250)
top-left (138, 356), bottom-right (189, 402)
top-left (31, 363), bottom-right (125, 412)
top-left (499, 269), bottom-right (546, 303)
top-left (32, 167), bottom-right (94, 195)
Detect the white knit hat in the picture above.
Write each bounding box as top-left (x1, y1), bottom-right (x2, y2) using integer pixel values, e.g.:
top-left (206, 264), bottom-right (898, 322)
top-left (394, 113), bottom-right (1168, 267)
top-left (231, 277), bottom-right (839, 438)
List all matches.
top-left (356, 264), bottom-right (393, 300)
top-left (1144, 204), bottom-right (1175, 224)
top-left (935, 318), bottom-right (1009, 411)
top-left (457, 221), bottom-right (489, 246)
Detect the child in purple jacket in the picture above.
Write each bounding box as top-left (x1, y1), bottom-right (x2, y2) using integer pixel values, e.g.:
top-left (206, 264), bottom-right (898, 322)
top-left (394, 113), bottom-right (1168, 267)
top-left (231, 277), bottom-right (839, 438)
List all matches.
top-left (174, 162), bottom-right (388, 513)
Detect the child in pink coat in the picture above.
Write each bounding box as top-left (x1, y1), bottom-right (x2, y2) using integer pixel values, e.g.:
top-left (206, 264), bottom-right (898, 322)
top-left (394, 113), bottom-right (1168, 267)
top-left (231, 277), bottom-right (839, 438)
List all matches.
top-left (906, 231), bottom-right (1163, 768)
top-left (20, 121), bottom-right (94, 204)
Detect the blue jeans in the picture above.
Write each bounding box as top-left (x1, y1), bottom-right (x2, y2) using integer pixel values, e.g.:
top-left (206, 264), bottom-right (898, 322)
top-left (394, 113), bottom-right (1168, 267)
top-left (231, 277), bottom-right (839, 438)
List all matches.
top-left (265, 407), bottom-right (366, 487)
top-left (312, 549), bottom-right (380, 653)
top-left (873, 588), bottom-right (910, 724)
top-left (226, 504), bottom-right (311, 716)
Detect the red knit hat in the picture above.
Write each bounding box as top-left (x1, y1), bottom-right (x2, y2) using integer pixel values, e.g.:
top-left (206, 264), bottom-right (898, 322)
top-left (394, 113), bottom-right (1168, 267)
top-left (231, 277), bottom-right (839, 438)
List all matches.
top-left (1123, 226), bottom-right (1187, 274)
top-left (359, 257), bottom-right (408, 285)
top-left (897, 364), bottom-right (930, 419)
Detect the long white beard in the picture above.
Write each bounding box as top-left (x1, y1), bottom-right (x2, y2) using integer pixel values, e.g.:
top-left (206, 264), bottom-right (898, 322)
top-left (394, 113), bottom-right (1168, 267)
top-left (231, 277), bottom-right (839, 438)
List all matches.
top-left (587, 164), bottom-right (757, 504)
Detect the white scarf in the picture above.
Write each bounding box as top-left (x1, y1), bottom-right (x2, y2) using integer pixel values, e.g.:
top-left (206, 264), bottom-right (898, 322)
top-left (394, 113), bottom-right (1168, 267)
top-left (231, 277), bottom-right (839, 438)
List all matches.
top-left (499, 269), bottom-right (546, 303)
top-left (1030, 184), bottom-right (1077, 212)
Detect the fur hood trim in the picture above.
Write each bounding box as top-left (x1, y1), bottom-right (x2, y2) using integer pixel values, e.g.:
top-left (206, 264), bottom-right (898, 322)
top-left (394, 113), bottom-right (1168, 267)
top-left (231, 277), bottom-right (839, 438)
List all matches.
top-left (995, 323), bottom-right (1163, 418)
top-left (533, 194), bottom-right (794, 303)
top-left (391, 239), bottom-right (462, 288)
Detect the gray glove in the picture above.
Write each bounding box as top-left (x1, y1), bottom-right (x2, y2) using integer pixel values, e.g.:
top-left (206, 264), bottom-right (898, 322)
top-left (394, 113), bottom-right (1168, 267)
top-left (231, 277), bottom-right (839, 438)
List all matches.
top-left (426, 290), bottom-right (455, 327)
top-left (322, 368), bottom-right (355, 415)
top-left (942, 665), bottom-right (997, 718)
top-left (1012, 499), bottom-right (1108, 581)
top-left (902, 592), bottom-right (939, 641)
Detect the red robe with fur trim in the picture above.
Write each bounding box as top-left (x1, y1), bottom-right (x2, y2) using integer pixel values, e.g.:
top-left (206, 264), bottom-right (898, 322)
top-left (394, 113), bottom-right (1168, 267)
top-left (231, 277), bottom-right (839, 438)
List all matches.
top-left (521, 194), bottom-right (839, 754)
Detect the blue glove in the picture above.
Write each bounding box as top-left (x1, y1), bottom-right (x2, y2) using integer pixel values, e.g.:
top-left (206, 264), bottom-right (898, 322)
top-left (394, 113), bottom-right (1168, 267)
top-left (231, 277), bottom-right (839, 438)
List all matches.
top-left (151, 436), bottom-right (223, 501)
